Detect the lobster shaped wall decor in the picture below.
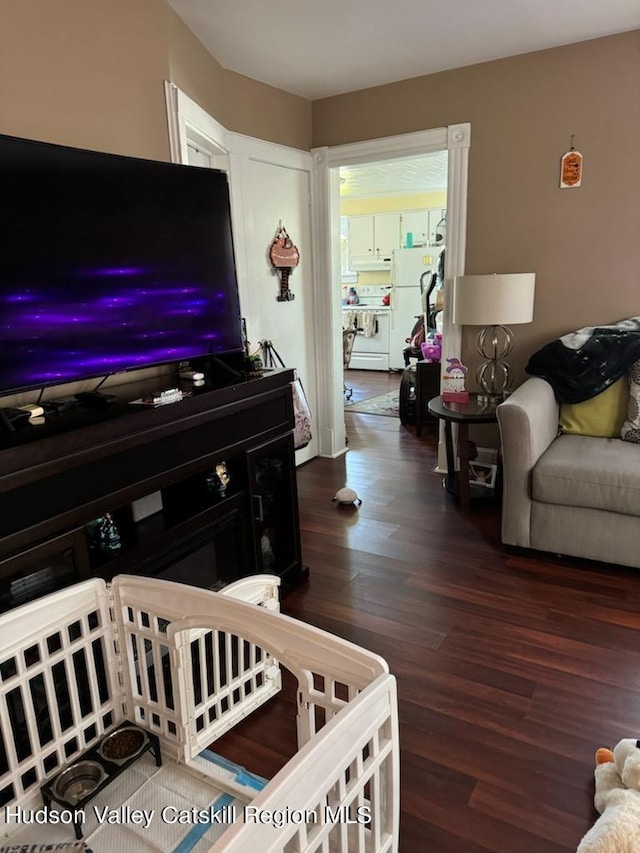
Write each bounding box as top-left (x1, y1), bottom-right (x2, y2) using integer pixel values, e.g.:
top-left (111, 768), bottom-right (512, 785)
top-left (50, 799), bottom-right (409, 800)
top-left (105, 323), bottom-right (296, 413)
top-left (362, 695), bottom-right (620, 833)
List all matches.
top-left (269, 224), bottom-right (300, 302)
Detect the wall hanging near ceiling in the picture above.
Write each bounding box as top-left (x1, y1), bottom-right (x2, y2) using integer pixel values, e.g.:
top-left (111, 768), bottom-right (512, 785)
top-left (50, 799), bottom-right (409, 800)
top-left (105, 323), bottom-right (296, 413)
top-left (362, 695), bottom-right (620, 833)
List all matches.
top-left (560, 135), bottom-right (583, 188)
top-left (269, 224), bottom-right (300, 301)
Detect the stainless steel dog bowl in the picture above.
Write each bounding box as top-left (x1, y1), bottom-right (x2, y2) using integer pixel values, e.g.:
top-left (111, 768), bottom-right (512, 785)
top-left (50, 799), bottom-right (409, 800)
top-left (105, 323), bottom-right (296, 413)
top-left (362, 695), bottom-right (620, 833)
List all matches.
top-left (51, 760), bottom-right (106, 804)
top-left (98, 725), bottom-right (147, 764)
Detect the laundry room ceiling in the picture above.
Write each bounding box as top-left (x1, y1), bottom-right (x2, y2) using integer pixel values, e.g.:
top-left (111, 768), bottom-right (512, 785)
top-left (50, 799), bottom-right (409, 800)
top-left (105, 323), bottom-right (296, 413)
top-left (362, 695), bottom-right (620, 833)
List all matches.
top-left (166, 0), bottom-right (639, 99)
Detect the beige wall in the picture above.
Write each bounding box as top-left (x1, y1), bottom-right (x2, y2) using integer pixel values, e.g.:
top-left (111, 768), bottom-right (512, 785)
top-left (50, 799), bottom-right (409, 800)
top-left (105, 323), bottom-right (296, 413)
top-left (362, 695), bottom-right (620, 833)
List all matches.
top-left (313, 31), bottom-right (640, 385)
top-left (0, 0), bottom-right (311, 163)
top-left (167, 11), bottom-right (311, 150)
top-left (0, 0), bottom-right (172, 160)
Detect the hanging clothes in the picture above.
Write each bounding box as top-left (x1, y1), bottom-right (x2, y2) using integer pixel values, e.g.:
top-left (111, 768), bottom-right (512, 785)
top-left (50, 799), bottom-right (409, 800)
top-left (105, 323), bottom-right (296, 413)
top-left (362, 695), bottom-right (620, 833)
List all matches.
top-left (343, 310), bottom-right (358, 330)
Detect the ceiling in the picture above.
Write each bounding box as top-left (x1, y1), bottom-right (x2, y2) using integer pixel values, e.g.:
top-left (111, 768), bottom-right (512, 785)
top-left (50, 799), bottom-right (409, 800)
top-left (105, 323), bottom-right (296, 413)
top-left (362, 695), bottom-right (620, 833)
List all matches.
top-left (166, 0), bottom-right (639, 99)
top-left (339, 153), bottom-right (448, 198)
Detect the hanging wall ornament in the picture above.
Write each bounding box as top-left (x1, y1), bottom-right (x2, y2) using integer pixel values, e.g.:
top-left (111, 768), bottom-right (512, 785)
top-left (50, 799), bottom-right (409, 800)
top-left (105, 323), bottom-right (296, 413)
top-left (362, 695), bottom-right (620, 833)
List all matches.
top-left (269, 224), bottom-right (300, 302)
top-left (560, 135), bottom-right (583, 188)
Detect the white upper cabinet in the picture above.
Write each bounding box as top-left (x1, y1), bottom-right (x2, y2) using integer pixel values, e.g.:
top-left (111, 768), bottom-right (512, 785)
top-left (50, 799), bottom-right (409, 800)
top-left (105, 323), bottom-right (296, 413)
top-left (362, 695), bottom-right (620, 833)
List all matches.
top-left (400, 211), bottom-right (429, 247)
top-left (372, 213), bottom-right (400, 257)
top-left (401, 209), bottom-right (447, 247)
top-left (347, 209), bottom-right (445, 267)
top-left (348, 215), bottom-right (375, 258)
top-left (348, 213), bottom-right (400, 267)
top-left (428, 209), bottom-right (447, 246)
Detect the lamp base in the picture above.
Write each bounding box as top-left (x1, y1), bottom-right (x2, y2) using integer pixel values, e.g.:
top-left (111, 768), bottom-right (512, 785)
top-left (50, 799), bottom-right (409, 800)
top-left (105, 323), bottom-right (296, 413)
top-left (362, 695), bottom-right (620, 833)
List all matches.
top-left (475, 325), bottom-right (514, 401)
top-left (476, 391), bottom-right (506, 406)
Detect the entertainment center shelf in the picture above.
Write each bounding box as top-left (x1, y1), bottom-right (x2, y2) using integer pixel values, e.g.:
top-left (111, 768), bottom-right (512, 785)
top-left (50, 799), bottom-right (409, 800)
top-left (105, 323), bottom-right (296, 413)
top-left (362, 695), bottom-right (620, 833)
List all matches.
top-left (0, 368), bottom-right (308, 612)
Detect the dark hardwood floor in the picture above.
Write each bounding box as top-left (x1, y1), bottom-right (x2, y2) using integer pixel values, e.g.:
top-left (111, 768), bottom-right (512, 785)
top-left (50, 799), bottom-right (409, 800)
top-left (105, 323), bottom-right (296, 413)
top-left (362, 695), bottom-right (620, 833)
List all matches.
top-left (218, 369), bottom-right (640, 852)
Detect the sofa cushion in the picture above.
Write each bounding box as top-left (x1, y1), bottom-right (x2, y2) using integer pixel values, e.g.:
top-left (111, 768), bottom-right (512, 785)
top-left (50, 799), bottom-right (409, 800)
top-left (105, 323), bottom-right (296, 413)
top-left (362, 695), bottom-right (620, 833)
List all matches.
top-left (559, 377), bottom-right (628, 437)
top-left (532, 434), bottom-right (640, 516)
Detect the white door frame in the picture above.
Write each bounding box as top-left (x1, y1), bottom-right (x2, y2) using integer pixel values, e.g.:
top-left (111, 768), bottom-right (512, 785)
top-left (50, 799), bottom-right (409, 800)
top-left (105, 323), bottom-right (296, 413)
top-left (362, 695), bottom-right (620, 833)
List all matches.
top-left (164, 81), bottom-right (230, 164)
top-left (310, 124), bottom-right (471, 463)
top-left (165, 83), bottom-right (259, 337)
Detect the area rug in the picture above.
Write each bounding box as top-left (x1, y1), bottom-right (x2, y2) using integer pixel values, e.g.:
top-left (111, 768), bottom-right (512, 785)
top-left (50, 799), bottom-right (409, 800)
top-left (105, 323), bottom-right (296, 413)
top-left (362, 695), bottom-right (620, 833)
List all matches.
top-left (345, 390), bottom-right (399, 417)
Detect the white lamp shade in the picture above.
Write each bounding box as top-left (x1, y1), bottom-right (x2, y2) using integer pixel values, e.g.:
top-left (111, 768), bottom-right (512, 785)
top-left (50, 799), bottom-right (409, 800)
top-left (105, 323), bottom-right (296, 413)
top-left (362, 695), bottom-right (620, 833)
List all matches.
top-left (452, 273), bottom-right (536, 326)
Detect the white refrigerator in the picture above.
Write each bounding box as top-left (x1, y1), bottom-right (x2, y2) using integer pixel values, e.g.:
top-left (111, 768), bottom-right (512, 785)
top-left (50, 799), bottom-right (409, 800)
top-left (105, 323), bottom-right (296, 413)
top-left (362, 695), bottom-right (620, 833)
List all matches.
top-left (388, 248), bottom-right (435, 370)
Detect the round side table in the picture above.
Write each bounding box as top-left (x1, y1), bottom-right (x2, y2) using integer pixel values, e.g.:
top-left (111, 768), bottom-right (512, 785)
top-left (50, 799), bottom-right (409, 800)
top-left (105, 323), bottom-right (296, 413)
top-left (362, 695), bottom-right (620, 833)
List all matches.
top-left (427, 394), bottom-right (499, 509)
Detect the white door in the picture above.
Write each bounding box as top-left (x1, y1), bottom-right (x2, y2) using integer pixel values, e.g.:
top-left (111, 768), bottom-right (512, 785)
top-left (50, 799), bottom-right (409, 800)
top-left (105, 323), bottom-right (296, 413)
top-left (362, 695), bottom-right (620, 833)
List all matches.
top-left (165, 83), bottom-right (318, 465)
top-left (227, 135), bottom-right (318, 466)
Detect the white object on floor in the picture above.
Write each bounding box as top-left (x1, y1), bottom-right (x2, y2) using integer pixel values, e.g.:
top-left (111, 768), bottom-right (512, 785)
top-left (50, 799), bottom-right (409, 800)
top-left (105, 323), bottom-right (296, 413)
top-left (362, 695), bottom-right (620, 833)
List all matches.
top-left (332, 487), bottom-right (362, 506)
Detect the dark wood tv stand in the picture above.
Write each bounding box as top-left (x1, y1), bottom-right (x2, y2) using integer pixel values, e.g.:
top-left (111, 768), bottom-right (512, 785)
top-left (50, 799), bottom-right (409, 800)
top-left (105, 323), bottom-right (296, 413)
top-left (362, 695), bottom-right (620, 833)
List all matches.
top-left (0, 369), bottom-right (308, 612)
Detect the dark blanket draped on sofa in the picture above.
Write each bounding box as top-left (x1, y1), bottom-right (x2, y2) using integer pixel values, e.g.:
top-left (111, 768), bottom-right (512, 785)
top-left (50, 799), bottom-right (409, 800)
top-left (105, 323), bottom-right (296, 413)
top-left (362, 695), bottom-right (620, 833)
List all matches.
top-left (526, 316), bottom-right (640, 403)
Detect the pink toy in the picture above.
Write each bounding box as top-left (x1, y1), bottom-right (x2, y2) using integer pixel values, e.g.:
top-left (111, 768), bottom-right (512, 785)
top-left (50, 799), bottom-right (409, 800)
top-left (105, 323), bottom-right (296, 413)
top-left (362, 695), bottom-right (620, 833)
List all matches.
top-left (421, 342), bottom-right (441, 362)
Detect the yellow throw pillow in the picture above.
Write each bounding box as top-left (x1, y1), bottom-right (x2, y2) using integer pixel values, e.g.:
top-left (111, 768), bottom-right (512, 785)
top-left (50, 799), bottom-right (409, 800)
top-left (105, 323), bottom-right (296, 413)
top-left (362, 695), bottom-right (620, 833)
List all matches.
top-left (559, 378), bottom-right (629, 438)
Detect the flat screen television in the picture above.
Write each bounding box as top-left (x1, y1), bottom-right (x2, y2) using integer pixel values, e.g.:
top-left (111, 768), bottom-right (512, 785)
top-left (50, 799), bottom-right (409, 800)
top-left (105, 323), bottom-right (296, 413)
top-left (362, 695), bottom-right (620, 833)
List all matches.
top-left (0, 133), bottom-right (244, 397)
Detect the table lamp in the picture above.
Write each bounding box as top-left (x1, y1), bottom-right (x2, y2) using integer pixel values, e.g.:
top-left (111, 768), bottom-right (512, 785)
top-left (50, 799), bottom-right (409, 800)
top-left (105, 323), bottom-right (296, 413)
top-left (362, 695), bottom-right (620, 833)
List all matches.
top-left (452, 272), bottom-right (535, 403)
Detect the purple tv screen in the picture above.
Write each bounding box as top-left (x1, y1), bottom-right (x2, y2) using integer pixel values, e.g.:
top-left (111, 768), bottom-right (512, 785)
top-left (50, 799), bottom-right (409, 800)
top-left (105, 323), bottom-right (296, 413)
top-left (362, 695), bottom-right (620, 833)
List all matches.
top-left (0, 134), bottom-right (244, 396)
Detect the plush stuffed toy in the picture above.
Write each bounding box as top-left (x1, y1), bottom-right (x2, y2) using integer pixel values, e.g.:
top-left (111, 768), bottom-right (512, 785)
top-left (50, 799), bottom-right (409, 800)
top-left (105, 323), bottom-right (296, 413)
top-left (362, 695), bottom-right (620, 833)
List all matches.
top-left (577, 739), bottom-right (640, 852)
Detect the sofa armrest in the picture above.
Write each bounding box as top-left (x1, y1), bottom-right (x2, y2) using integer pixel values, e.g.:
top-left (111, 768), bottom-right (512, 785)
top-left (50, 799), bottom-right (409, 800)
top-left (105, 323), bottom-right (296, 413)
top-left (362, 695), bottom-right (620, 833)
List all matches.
top-left (496, 377), bottom-right (560, 547)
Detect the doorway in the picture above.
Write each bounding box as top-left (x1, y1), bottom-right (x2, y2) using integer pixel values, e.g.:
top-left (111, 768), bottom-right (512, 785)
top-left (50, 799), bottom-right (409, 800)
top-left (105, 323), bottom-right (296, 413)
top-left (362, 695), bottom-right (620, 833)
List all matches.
top-left (338, 154), bottom-right (448, 382)
top-left (310, 124), bottom-right (471, 466)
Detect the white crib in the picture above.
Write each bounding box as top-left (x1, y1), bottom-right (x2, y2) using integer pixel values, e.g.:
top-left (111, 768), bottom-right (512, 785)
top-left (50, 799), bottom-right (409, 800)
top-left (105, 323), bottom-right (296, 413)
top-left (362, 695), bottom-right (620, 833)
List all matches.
top-left (0, 575), bottom-right (399, 852)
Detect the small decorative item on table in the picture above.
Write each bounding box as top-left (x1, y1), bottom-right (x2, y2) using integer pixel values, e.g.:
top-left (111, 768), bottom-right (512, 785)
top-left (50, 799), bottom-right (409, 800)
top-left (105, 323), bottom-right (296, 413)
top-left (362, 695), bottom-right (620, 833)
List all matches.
top-left (86, 512), bottom-right (122, 552)
top-left (442, 357), bottom-right (469, 402)
top-left (206, 460), bottom-right (231, 497)
top-left (244, 350), bottom-right (264, 378)
top-left (242, 321), bottom-right (264, 377)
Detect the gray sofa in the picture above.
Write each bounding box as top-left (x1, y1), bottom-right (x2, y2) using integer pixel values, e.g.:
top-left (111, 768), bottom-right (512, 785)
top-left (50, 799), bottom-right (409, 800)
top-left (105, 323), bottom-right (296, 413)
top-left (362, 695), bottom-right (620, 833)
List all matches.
top-left (496, 377), bottom-right (640, 569)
